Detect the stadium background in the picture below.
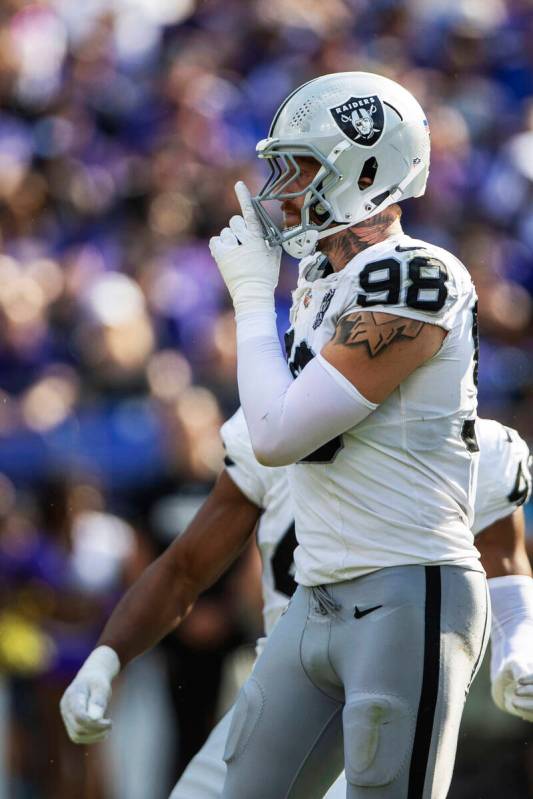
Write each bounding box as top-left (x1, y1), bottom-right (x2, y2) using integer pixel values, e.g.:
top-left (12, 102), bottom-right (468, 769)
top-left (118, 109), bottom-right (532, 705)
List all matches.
top-left (0, 0), bottom-right (532, 796)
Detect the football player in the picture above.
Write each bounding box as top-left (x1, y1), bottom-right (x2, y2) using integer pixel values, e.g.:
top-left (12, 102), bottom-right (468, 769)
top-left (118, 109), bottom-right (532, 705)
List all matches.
top-left (207, 72), bottom-right (509, 797)
top-left (60, 413), bottom-right (533, 799)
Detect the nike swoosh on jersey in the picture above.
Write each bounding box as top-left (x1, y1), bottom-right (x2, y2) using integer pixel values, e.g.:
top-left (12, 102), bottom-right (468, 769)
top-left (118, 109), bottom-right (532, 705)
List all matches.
top-left (353, 604), bottom-right (383, 619)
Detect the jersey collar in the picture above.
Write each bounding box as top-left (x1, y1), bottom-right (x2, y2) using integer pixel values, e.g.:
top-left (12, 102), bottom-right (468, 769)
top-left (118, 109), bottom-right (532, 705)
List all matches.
top-left (340, 232), bottom-right (407, 276)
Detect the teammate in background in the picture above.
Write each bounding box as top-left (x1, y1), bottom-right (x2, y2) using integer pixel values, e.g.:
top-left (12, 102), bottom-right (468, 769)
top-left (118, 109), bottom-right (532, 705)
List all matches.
top-left (60, 414), bottom-right (533, 799)
top-left (472, 420), bottom-right (533, 721)
top-left (208, 72), bottom-right (518, 798)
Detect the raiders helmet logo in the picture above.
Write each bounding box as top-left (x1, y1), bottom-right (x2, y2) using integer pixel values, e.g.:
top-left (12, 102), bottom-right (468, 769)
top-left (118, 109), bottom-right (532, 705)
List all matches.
top-left (329, 95), bottom-right (384, 146)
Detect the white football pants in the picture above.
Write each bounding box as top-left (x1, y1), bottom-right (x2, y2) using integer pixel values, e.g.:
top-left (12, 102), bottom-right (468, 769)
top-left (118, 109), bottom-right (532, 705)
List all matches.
top-left (169, 707), bottom-right (346, 798)
top-left (221, 565), bottom-right (489, 799)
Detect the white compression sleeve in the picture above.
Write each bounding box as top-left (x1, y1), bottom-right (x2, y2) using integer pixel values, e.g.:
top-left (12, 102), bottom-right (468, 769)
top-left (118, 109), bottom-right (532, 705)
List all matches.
top-left (489, 575), bottom-right (533, 682)
top-left (236, 311), bottom-right (378, 467)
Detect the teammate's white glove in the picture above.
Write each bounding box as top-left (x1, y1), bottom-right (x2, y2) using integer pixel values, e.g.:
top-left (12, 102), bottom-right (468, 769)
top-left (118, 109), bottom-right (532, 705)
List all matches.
top-left (209, 181), bottom-right (281, 317)
top-left (492, 660), bottom-right (533, 722)
top-left (489, 575), bottom-right (533, 722)
top-left (60, 645), bottom-right (121, 744)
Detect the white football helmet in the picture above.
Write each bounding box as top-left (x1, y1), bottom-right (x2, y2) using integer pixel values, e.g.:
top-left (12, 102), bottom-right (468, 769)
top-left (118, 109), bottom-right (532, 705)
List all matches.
top-left (252, 72), bottom-right (430, 258)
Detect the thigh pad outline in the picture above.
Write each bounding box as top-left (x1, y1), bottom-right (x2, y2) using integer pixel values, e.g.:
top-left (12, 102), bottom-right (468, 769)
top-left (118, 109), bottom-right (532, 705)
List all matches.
top-left (223, 677), bottom-right (265, 764)
top-left (343, 693), bottom-right (414, 787)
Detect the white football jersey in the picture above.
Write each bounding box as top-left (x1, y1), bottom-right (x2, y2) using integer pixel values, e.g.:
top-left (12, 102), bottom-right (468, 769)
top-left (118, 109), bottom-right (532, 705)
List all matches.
top-left (221, 410), bottom-right (530, 640)
top-left (285, 232), bottom-right (482, 585)
top-left (474, 418), bottom-right (532, 535)
top-left (220, 409), bottom-right (294, 636)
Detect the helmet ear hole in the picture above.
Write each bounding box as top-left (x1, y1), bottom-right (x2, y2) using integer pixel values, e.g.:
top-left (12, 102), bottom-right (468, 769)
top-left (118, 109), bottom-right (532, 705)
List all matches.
top-left (358, 157), bottom-right (378, 190)
top-left (310, 180), bottom-right (331, 222)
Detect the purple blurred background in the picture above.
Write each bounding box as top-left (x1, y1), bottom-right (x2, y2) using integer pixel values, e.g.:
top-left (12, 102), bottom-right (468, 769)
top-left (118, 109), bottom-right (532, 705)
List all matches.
top-left (0, 1), bottom-right (532, 797)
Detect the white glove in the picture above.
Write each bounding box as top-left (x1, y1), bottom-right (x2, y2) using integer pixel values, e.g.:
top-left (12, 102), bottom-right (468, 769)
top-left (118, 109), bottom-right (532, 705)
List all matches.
top-left (489, 575), bottom-right (533, 722)
top-left (209, 181), bottom-right (281, 317)
top-left (60, 645), bottom-right (121, 744)
top-left (492, 660), bottom-right (533, 722)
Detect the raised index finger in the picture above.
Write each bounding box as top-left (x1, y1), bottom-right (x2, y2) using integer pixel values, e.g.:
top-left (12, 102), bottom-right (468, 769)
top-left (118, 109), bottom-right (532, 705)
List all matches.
top-left (235, 181), bottom-right (262, 236)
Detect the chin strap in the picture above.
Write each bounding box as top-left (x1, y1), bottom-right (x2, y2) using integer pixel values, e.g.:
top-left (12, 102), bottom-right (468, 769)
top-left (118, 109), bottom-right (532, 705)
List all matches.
top-left (283, 229), bottom-right (319, 258)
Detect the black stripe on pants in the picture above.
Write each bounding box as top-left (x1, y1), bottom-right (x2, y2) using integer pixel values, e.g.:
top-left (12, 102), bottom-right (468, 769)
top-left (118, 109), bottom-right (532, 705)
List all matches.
top-left (407, 566), bottom-right (442, 798)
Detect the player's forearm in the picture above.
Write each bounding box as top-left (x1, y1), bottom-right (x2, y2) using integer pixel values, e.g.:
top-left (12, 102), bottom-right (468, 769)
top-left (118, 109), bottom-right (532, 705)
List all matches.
top-left (96, 528), bottom-right (250, 666)
top-left (236, 311), bottom-right (293, 464)
top-left (97, 470), bottom-right (261, 667)
top-left (61, 553), bottom-right (199, 745)
top-left (60, 471), bottom-right (260, 744)
top-left (236, 313), bottom-right (376, 466)
top-left (97, 549), bottom-right (198, 667)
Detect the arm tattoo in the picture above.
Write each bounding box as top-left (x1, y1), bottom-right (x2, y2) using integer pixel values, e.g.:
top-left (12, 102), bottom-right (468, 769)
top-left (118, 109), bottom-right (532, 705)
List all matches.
top-left (334, 312), bottom-right (424, 358)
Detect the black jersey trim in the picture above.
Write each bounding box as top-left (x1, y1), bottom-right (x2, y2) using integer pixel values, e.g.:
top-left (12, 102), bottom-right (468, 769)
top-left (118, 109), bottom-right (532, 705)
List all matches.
top-left (407, 566), bottom-right (441, 799)
top-left (461, 418), bottom-right (479, 453)
top-left (271, 522), bottom-right (298, 598)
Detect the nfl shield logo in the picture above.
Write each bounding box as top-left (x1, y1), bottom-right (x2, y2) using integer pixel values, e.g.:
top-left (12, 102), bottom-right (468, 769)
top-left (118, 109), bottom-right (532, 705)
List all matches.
top-left (329, 95), bottom-right (385, 147)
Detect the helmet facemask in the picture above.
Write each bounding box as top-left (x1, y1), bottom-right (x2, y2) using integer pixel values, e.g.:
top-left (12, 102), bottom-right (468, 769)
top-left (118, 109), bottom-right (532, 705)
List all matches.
top-left (251, 138), bottom-right (411, 259)
top-left (252, 141), bottom-right (348, 259)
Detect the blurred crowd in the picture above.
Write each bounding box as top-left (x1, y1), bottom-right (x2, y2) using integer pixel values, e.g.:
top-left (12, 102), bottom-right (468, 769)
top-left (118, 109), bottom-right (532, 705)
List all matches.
top-left (0, 0), bottom-right (532, 797)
